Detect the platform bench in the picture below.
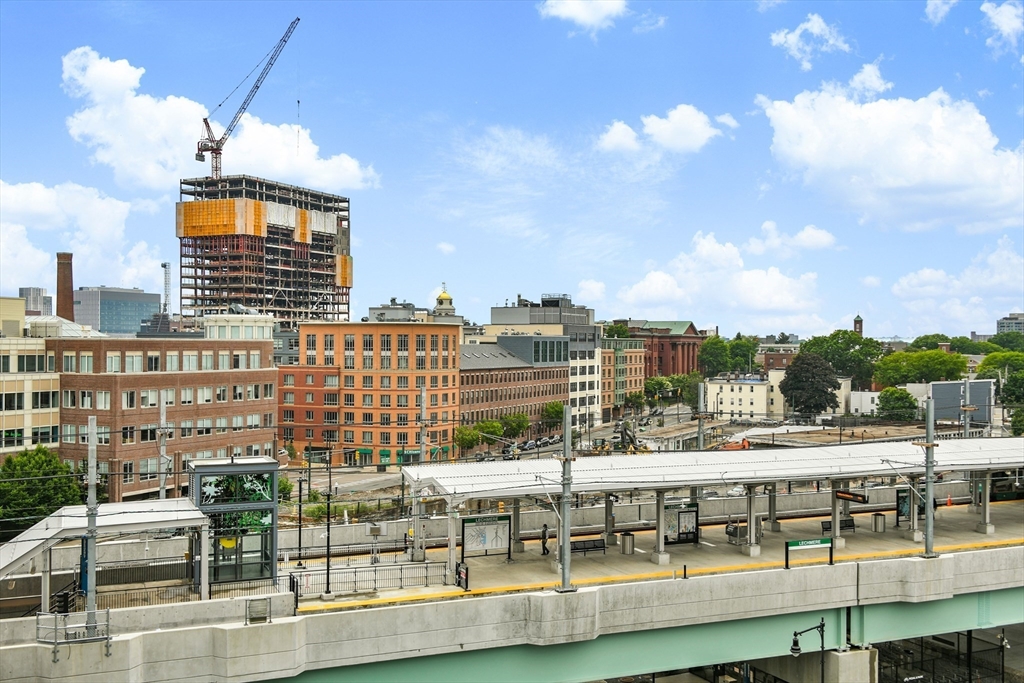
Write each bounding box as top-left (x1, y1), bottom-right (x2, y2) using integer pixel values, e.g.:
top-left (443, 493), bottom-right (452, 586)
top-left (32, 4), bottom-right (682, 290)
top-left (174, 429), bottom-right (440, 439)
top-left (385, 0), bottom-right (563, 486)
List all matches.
top-left (820, 518), bottom-right (856, 534)
top-left (570, 538), bottom-right (607, 555)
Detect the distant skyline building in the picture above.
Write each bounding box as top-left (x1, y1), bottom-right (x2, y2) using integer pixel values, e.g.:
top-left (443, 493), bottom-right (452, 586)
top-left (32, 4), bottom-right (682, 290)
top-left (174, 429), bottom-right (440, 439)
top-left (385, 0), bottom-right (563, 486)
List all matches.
top-left (73, 286), bottom-right (160, 335)
top-left (996, 313), bottom-right (1024, 334)
top-left (18, 287), bottom-right (52, 316)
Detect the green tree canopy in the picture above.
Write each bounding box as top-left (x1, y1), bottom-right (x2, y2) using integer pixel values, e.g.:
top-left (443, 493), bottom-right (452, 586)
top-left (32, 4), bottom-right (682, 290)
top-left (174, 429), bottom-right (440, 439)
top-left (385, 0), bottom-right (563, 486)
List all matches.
top-left (1011, 410), bottom-right (1024, 436)
top-left (499, 413), bottom-right (530, 439)
top-left (999, 371), bottom-right (1024, 408)
top-left (800, 330), bottom-right (885, 390)
top-left (474, 420), bottom-right (504, 445)
top-left (975, 351), bottom-right (1024, 378)
top-left (604, 323), bottom-right (630, 338)
top-left (873, 350), bottom-right (967, 387)
top-left (876, 387), bottom-right (919, 421)
top-left (624, 392), bottom-right (646, 414)
top-left (644, 376), bottom-right (672, 397)
top-left (776, 332), bottom-right (792, 344)
top-left (948, 336), bottom-right (1004, 355)
top-left (454, 426), bottom-right (481, 451)
top-left (0, 445), bottom-right (83, 531)
top-left (698, 336), bottom-right (730, 377)
top-left (779, 353), bottom-right (840, 415)
top-left (907, 333), bottom-right (951, 351)
top-left (727, 335), bottom-right (759, 371)
top-left (541, 401), bottom-right (565, 427)
top-left (668, 372), bottom-right (703, 410)
top-left (989, 331), bottom-right (1024, 352)
top-left (277, 476), bottom-right (294, 501)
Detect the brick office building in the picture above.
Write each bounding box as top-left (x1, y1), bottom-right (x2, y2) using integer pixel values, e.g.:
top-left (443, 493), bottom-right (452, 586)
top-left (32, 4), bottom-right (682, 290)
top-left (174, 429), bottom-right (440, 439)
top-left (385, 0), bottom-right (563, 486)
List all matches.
top-left (459, 341), bottom-right (569, 445)
top-left (48, 315), bottom-right (278, 501)
top-left (280, 321), bottom-right (461, 468)
top-left (614, 320), bottom-right (706, 378)
top-left (600, 337), bottom-right (646, 423)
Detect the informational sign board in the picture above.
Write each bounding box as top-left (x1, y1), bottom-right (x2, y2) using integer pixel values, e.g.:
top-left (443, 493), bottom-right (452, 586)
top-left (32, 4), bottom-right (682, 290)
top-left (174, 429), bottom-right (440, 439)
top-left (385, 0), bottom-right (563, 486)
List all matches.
top-left (785, 537), bottom-right (833, 568)
top-left (895, 488), bottom-right (925, 527)
top-left (455, 562), bottom-right (470, 591)
top-left (460, 514), bottom-right (511, 562)
top-left (835, 490), bottom-right (869, 504)
top-left (677, 504), bottom-right (699, 545)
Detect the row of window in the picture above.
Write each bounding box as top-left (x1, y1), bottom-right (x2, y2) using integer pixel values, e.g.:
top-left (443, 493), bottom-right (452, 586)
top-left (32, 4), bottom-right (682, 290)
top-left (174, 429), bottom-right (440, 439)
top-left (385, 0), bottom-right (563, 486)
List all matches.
top-left (61, 413), bottom-right (274, 445)
top-left (282, 373), bottom-right (456, 389)
top-left (282, 410), bottom-right (453, 426)
top-left (718, 397), bottom-right (775, 406)
top-left (59, 350), bottom-right (263, 373)
top-left (282, 427), bottom-right (449, 446)
top-left (569, 396), bottom-right (598, 407)
top-left (0, 426), bottom-right (59, 448)
top-left (58, 383), bottom-right (275, 411)
top-left (282, 391), bottom-right (455, 408)
top-left (305, 333), bottom-right (459, 370)
top-left (0, 353), bottom-right (54, 374)
top-left (461, 383), bottom-right (566, 405)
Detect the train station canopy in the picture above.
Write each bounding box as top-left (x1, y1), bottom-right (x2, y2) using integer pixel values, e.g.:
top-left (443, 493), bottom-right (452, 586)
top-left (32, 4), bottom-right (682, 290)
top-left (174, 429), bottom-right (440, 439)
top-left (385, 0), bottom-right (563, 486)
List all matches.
top-left (0, 498), bottom-right (207, 578)
top-left (402, 437), bottom-right (1024, 504)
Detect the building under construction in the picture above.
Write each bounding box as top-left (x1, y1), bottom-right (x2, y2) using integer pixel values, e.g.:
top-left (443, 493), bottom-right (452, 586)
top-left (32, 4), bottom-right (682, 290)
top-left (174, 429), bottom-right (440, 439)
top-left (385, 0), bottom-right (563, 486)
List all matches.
top-left (177, 175), bottom-right (352, 330)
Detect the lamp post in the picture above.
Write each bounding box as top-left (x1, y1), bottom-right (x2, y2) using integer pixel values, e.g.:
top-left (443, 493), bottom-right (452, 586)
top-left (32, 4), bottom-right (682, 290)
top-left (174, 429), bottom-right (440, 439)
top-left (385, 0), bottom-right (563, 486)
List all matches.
top-left (296, 474), bottom-right (305, 568)
top-left (790, 618), bottom-right (826, 683)
top-left (322, 440), bottom-right (335, 600)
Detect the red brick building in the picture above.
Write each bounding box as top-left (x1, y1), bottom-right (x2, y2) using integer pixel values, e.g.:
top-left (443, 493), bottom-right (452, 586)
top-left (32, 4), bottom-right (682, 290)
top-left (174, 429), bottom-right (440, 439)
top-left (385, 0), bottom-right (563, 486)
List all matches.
top-left (614, 320), bottom-right (706, 378)
top-left (48, 316), bottom-right (277, 501)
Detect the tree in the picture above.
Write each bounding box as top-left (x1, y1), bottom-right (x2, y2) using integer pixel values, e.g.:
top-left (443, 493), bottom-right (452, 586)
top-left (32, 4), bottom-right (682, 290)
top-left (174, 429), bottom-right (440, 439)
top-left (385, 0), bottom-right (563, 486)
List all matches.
top-left (669, 371), bottom-right (703, 410)
top-left (949, 336), bottom-right (1003, 355)
top-left (644, 376), bottom-right (671, 397)
top-left (907, 333), bottom-right (951, 351)
top-left (277, 476), bottom-right (294, 501)
top-left (876, 387), bottom-right (919, 421)
top-left (727, 335), bottom-right (759, 372)
top-left (975, 351), bottom-right (1024, 378)
top-left (284, 442), bottom-right (298, 460)
top-left (801, 330), bottom-right (885, 390)
top-left (989, 331), bottom-right (1024, 352)
top-left (624, 392), bottom-right (646, 414)
top-left (499, 413), bottom-right (530, 439)
top-left (454, 426), bottom-right (481, 451)
top-left (604, 323), bottom-right (630, 338)
top-left (0, 445), bottom-right (83, 531)
top-left (698, 336), bottom-right (730, 377)
top-left (1000, 371), bottom-right (1024, 409)
top-left (873, 350), bottom-right (967, 387)
top-left (541, 401), bottom-right (565, 428)
top-left (474, 420), bottom-right (504, 445)
top-left (776, 332), bottom-right (791, 344)
top-left (1012, 410), bottom-right (1024, 436)
top-left (779, 353), bottom-right (840, 415)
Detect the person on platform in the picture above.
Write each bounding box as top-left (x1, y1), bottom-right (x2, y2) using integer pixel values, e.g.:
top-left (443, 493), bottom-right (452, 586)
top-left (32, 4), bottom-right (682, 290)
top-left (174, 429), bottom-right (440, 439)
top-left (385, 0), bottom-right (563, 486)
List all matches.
top-left (541, 524), bottom-right (550, 555)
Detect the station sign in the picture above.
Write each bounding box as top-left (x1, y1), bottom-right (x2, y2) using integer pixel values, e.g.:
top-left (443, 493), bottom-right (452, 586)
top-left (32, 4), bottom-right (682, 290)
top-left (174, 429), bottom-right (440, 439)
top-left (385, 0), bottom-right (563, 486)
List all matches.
top-left (835, 490), bottom-right (869, 504)
top-left (785, 537), bottom-right (834, 569)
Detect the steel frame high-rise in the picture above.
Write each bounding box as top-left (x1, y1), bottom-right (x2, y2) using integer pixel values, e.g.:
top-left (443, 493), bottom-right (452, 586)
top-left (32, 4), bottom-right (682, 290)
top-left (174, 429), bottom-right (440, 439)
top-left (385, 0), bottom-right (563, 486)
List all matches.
top-left (177, 175), bottom-right (352, 330)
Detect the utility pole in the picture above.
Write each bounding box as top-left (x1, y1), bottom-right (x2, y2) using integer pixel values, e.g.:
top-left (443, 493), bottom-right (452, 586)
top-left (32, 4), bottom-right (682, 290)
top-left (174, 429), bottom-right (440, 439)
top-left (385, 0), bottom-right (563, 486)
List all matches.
top-left (85, 416), bottom-right (98, 634)
top-left (697, 382), bottom-right (705, 451)
top-left (557, 405), bottom-right (575, 593)
top-left (963, 378), bottom-right (972, 438)
top-left (322, 456), bottom-right (334, 600)
top-left (158, 400), bottom-right (169, 499)
top-left (413, 385), bottom-right (427, 561)
top-left (924, 399), bottom-right (937, 558)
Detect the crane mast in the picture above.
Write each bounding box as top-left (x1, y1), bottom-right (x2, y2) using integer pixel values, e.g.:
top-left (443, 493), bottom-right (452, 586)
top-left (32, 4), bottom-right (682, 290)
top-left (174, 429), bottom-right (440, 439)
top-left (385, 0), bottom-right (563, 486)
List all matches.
top-left (196, 17), bottom-right (300, 179)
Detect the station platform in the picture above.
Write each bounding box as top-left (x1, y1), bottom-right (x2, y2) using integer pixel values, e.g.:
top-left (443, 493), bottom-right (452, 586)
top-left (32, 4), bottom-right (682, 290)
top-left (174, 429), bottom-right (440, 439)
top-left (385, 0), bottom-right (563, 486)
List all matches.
top-left (298, 500), bottom-right (1023, 613)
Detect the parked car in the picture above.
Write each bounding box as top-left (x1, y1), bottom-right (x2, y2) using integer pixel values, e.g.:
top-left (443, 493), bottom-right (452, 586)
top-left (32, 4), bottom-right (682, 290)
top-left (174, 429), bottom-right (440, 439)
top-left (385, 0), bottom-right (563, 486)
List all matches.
top-left (523, 440), bottom-right (537, 450)
top-left (726, 485), bottom-right (746, 497)
top-left (702, 489), bottom-right (721, 498)
top-left (502, 454), bottom-right (517, 461)
top-left (550, 433), bottom-right (562, 443)
top-left (537, 437), bottom-right (551, 447)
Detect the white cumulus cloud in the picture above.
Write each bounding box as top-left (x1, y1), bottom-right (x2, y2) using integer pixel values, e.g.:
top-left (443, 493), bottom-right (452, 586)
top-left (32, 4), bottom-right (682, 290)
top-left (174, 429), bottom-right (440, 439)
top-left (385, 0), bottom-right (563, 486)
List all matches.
top-left (743, 220), bottom-right (836, 256)
top-left (770, 13), bottom-right (851, 71)
top-left (980, 1), bottom-right (1024, 55)
top-left (925, 0), bottom-right (960, 25)
top-left (757, 65), bottom-right (1024, 233)
top-left (577, 279), bottom-right (606, 302)
top-left (0, 180), bottom-right (164, 297)
top-left (633, 11), bottom-right (667, 34)
top-left (846, 62), bottom-right (893, 99)
top-left (436, 242), bottom-right (456, 255)
top-left (714, 113), bottom-right (740, 129)
top-left (641, 104), bottom-right (722, 153)
top-left (61, 46), bottom-right (378, 193)
top-left (538, 0), bottom-right (628, 36)
top-left (597, 120), bottom-right (641, 152)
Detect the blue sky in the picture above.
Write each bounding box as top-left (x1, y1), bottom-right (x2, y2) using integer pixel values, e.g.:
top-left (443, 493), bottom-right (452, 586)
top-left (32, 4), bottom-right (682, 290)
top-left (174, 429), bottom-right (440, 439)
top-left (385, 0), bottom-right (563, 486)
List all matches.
top-left (1, 0), bottom-right (1022, 339)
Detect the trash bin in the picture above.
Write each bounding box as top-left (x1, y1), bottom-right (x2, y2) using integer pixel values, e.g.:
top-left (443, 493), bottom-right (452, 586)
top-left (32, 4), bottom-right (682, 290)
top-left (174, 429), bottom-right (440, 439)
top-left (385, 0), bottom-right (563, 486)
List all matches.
top-left (871, 512), bottom-right (886, 533)
top-left (620, 532), bottom-right (635, 555)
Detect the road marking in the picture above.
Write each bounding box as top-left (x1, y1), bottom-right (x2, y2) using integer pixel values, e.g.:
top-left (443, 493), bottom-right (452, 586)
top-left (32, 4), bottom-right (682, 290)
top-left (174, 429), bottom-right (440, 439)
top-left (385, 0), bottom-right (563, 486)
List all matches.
top-left (701, 541), bottom-right (716, 547)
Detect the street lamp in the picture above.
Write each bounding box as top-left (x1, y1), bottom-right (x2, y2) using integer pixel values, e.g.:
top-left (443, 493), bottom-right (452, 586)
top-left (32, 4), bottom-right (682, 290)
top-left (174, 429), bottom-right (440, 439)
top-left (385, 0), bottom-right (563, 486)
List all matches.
top-left (322, 438), bottom-right (335, 599)
top-left (296, 473), bottom-right (306, 568)
top-left (790, 617), bottom-right (826, 683)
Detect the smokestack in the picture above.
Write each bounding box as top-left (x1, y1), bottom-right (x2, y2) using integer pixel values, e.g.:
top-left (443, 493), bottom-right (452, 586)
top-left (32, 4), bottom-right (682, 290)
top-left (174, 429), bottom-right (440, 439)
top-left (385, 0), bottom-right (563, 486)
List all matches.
top-left (56, 252), bottom-right (74, 322)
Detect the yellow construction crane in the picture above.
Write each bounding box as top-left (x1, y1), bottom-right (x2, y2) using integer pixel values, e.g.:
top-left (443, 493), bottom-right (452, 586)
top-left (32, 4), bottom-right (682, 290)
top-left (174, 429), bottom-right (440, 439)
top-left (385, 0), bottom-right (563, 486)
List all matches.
top-left (196, 17), bottom-right (300, 179)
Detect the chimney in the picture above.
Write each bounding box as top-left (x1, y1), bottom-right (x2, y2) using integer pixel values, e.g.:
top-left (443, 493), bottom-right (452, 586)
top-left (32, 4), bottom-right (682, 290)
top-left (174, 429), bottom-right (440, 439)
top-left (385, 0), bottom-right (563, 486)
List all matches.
top-left (56, 252), bottom-right (74, 322)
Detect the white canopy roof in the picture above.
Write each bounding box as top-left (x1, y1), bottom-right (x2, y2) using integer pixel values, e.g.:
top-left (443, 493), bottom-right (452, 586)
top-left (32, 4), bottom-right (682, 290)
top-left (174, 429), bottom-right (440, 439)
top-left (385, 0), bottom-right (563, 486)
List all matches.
top-left (0, 498), bottom-right (207, 578)
top-left (402, 438), bottom-right (1024, 503)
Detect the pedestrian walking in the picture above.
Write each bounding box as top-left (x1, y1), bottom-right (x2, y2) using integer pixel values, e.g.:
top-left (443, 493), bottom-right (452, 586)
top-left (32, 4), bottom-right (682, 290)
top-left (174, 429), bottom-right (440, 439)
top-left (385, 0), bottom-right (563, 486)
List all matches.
top-left (541, 523), bottom-right (550, 555)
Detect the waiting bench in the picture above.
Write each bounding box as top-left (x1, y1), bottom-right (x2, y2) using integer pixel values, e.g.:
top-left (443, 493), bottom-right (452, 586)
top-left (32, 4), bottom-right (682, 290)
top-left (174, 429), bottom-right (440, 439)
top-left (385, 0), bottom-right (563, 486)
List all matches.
top-left (820, 518), bottom-right (856, 534)
top-left (570, 538), bottom-right (606, 555)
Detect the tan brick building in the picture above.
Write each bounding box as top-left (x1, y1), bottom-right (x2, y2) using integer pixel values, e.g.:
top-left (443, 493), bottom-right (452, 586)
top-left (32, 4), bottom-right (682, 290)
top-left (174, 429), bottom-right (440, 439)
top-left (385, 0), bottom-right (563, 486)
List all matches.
top-left (1, 298), bottom-right (60, 457)
top-left (48, 315), bottom-right (277, 501)
top-left (280, 321), bottom-right (461, 467)
top-left (600, 337), bottom-right (646, 423)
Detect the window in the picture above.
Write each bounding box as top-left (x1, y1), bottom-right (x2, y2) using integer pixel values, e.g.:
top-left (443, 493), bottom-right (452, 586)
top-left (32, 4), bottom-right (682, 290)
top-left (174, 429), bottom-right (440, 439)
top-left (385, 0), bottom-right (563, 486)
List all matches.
top-left (380, 432), bottom-right (391, 445)
top-left (97, 426), bottom-right (110, 445)
top-left (140, 458), bottom-right (158, 481)
top-left (121, 426), bottom-right (136, 445)
top-left (397, 376), bottom-right (409, 389)
top-left (306, 392), bottom-right (315, 403)
top-left (344, 393), bottom-right (355, 407)
top-left (159, 388), bottom-right (173, 407)
top-left (250, 352), bottom-right (260, 369)
top-left (122, 390), bottom-right (136, 409)
top-left (201, 352), bottom-right (214, 370)
top-left (362, 412), bottom-right (373, 425)
top-left (216, 417), bottom-right (228, 433)
top-left (80, 353), bottom-right (93, 373)
top-left (63, 353), bottom-right (76, 373)
top-left (217, 386), bottom-right (228, 402)
top-left (397, 395), bottom-right (409, 408)
top-left (380, 395), bottom-right (391, 408)
top-left (282, 410), bottom-right (294, 423)
top-left (379, 413), bottom-right (391, 426)
top-left (325, 375), bottom-right (339, 388)
top-left (284, 374), bottom-right (295, 386)
top-left (122, 461), bottom-right (134, 484)
top-left (181, 420), bottom-right (193, 438)
top-left (180, 387), bottom-right (194, 405)
top-left (305, 410), bottom-right (314, 421)
top-left (63, 390), bottom-right (77, 408)
top-left (283, 392), bottom-right (295, 404)
top-left (140, 424), bottom-right (157, 442)
top-left (362, 431), bottom-right (373, 444)
top-left (325, 393), bottom-right (340, 406)
top-left (182, 352), bottom-right (198, 371)
top-left (218, 352), bottom-right (230, 370)
top-left (106, 353), bottom-right (121, 373)
top-left (140, 389), bottom-right (159, 408)
top-left (247, 384), bottom-right (260, 400)
top-left (397, 432), bottom-right (409, 445)
top-left (165, 352), bottom-right (179, 372)
top-left (263, 383), bottom-right (274, 399)
top-left (232, 416), bottom-right (243, 432)
top-left (63, 424), bottom-right (76, 443)
top-left (397, 413), bottom-right (409, 426)
top-left (306, 334), bottom-right (317, 352)
top-left (196, 419), bottom-right (212, 436)
top-left (344, 411), bottom-right (355, 424)
top-left (362, 394), bottom-right (373, 407)
top-left (324, 411), bottom-right (339, 425)
top-left (247, 414), bottom-right (260, 430)
top-left (233, 385), bottom-right (244, 401)
top-left (97, 391), bottom-right (111, 410)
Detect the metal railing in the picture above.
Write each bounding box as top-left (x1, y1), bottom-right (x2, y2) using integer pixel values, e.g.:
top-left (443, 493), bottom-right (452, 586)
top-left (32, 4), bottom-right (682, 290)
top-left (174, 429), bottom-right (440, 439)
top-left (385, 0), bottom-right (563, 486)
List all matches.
top-left (278, 538), bottom-right (409, 563)
top-left (290, 562), bottom-right (448, 598)
top-left (36, 610), bottom-right (112, 662)
top-left (209, 576), bottom-right (288, 600)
